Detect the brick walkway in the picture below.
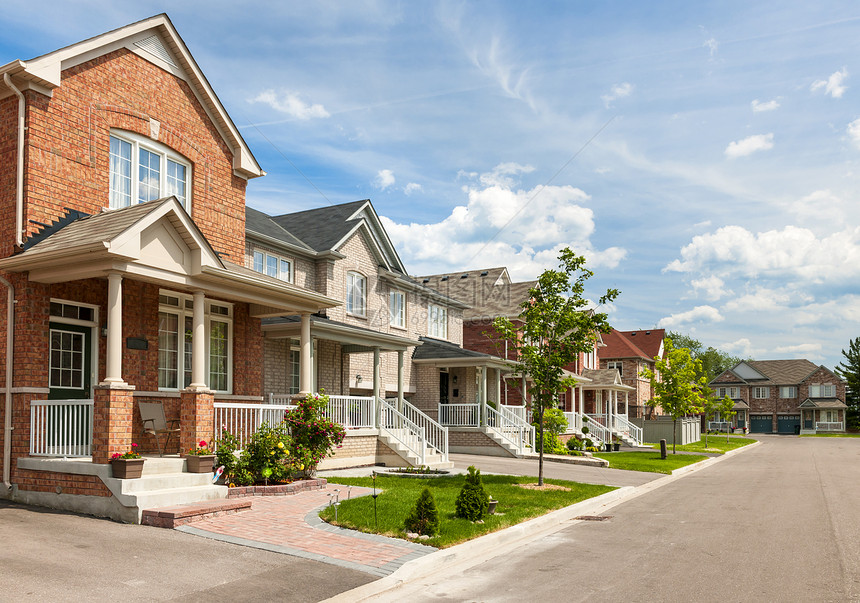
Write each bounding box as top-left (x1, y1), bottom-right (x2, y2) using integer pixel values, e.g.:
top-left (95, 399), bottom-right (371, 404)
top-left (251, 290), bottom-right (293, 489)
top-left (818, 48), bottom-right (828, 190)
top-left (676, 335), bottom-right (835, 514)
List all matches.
top-left (175, 487), bottom-right (435, 577)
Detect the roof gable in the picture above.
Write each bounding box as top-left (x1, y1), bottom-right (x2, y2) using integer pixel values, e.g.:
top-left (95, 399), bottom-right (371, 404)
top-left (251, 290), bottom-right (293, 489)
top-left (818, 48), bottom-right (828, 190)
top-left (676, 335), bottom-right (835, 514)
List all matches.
top-left (0, 13), bottom-right (262, 179)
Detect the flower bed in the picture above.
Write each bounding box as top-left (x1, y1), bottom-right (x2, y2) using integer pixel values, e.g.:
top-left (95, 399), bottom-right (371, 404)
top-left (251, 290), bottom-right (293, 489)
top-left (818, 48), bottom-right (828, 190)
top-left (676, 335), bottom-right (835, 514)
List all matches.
top-left (227, 478), bottom-right (327, 498)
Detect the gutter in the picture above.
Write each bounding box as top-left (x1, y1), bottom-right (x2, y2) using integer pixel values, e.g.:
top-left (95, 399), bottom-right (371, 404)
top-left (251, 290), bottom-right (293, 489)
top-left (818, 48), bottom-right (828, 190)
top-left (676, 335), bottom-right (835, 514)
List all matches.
top-left (0, 275), bottom-right (14, 492)
top-left (3, 73), bottom-right (25, 247)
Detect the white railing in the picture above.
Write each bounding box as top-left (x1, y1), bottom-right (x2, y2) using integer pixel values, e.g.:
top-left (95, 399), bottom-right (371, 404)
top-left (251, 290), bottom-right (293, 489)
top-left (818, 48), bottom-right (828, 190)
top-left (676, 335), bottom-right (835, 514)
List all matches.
top-left (582, 415), bottom-right (611, 446)
top-left (439, 403), bottom-right (480, 427)
top-left (214, 402), bottom-right (295, 449)
top-left (708, 421), bottom-right (730, 432)
top-left (486, 404), bottom-right (535, 455)
top-left (379, 398), bottom-right (425, 465)
top-left (30, 399), bottom-right (94, 457)
top-left (268, 393), bottom-right (376, 429)
top-left (563, 412), bottom-right (583, 434)
top-left (816, 422), bottom-right (844, 431)
top-left (503, 405), bottom-right (528, 422)
top-left (611, 414), bottom-right (644, 446)
top-left (400, 399), bottom-right (448, 461)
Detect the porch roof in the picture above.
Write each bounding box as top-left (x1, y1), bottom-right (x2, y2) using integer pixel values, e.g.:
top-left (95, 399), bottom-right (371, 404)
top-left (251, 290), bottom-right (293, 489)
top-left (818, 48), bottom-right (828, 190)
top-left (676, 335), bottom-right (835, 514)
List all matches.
top-left (799, 398), bottom-right (847, 409)
top-left (580, 368), bottom-right (635, 391)
top-left (0, 198), bottom-right (339, 316)
top-left (262, 315), bottom-right (420, 352)
top-left (732, 400), bottom-right (750, 410)
top-left (412, 337), bottom-right (513, 370)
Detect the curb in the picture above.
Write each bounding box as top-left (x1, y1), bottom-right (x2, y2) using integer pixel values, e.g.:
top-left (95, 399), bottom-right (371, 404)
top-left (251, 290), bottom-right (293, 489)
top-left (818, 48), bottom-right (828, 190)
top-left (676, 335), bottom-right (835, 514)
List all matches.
top-left (322, 438), bottom-right (762, 602)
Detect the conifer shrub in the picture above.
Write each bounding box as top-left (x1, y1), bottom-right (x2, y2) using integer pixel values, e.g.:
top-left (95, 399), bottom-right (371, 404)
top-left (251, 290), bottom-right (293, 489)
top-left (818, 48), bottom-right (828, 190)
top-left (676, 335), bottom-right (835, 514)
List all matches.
top-left (455, 465), bottom-right (489, 521)
top-left (404, 487), bottom-right (440, 536)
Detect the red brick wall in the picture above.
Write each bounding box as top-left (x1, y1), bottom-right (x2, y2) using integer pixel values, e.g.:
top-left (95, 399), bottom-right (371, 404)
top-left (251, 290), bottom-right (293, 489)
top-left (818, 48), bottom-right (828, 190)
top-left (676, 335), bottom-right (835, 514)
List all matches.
top-left (12, 48), bottom-right (247, 261)
top-left (14, 470), bottom-right (111, 497)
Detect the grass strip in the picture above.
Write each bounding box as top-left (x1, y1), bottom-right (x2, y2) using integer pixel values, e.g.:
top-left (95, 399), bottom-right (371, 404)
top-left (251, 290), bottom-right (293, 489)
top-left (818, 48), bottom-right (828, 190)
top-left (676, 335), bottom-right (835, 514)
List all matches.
top-left (321, 473), bottom-right (615, 548)
top-left (593, 451), bottom-right (708, 473)
top-left (645, 437), bottom-right (756, 455)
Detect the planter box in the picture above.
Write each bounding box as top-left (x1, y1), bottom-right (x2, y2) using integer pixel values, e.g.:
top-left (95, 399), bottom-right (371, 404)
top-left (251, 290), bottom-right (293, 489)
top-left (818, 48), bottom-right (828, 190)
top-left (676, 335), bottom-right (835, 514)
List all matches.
top-left (111, 458), bottom-right (144, 479)
top-left (185, 455), bottom-right (216, 473)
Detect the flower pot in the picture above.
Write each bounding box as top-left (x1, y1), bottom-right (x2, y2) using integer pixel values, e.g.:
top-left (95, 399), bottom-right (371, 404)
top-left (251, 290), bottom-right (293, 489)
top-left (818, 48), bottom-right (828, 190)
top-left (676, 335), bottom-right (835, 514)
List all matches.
top-left (185, 454), bottom-right (216, 473)
top-left (613, 443), bottom-right (620, 451)
top-left (604, 443), bottom-right (612, 452)
top-left (111, 458), bottom-right (144, 479)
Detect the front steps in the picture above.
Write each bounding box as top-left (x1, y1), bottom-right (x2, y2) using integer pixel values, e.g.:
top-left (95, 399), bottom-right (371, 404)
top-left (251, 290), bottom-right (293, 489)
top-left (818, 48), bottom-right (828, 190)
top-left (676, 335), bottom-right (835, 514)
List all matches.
top-left (377, 431), bottom-right (454, 469)
top-left (481, 426), bottom-right (527, 458)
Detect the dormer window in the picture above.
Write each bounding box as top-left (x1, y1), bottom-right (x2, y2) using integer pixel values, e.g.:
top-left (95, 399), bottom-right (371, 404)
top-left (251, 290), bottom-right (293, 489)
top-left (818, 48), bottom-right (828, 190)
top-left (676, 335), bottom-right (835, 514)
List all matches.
top-left (109, 131), bottom-right (191, 210)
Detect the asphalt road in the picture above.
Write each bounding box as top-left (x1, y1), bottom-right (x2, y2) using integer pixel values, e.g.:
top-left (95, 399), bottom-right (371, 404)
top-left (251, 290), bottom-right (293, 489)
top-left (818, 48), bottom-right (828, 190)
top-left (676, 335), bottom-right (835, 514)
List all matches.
top-left (373, 436), bottom-right (860, 602)
top-left (0, 499), bottom-right (374, 602)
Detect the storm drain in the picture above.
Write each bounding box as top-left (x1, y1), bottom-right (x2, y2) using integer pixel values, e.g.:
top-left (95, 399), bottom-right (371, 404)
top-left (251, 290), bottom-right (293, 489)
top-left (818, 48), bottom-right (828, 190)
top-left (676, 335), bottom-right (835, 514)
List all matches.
top-left (575, 515), bottom-right (612, 521)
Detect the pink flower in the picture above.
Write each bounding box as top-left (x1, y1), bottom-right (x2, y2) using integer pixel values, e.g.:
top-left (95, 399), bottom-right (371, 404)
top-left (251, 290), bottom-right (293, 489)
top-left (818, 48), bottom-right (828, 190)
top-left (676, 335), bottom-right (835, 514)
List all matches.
top-left (199, 440), bottom-right (207, 447)
top-left (131, 443), bottom-right (138, 448)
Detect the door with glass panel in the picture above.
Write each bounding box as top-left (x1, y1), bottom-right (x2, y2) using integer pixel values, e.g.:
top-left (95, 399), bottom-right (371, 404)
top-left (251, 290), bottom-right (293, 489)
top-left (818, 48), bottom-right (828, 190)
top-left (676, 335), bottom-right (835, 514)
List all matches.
top-left (46, 323), bottom-right (92, 455)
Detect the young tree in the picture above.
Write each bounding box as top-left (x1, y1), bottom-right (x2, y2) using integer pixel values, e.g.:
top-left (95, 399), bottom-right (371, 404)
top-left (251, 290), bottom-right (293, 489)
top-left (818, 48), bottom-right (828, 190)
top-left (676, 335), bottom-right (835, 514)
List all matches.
top-left (641, 338), bottom-right (705, 453)
top-left (492, 248), bottom-right (619, 485)
top-left (717, 395), bottom-right (737, 444)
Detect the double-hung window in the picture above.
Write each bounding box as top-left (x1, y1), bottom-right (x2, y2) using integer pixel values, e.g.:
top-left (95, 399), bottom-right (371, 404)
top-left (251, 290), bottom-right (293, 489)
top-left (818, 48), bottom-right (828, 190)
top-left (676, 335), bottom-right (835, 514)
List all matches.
top-left (428, 304), bottom-right (447, 339)
top-left (390, 290), bottom-right (405, 328)
top-left (252, 250), bottom-right (293, 282)
top-left (158, 292), bottom-right (232, 393)
top-left (753, 386), bottom-right (769, 399)
top-left (717, 387), bottom-right (739, 399)
top-left (780, 386), bottom-right (797, 398)
top-left (809, 384), bottom-right (835, 398)
top-left (607, 361), bottom-right (623, 376)
top-left (109, 131), bottom-right (191, 210)
top-left (346, 272), bottom-right (366, 316)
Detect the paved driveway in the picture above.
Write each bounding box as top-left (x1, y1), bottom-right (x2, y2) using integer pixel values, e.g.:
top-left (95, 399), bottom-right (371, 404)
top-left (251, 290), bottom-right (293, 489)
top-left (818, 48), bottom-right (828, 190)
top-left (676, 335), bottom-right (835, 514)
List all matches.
top-left (362, 436), bottom-right (860, 602)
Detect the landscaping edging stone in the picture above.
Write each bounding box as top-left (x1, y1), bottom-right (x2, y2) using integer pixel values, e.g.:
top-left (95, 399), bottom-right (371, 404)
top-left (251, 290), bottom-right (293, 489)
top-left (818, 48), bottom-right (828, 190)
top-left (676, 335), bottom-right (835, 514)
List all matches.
top-left (227, 478), bottom-right (327, 497)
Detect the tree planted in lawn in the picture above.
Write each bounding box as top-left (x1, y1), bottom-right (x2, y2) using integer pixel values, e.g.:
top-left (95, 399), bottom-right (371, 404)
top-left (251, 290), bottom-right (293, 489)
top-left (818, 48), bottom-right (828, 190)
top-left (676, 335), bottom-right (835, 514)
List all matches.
top-left (492, 248), bottom-right (618, 485)
top-left (700, 383), bottom-right (735, 447)
top-left (405, 488), bottom-right (440, 536)
top-left (455, 465), bottom-right (489, 521)
top-left (641, 338), bottom-right (705, 453)
top-left (717, 394), bottom-right (737, 443)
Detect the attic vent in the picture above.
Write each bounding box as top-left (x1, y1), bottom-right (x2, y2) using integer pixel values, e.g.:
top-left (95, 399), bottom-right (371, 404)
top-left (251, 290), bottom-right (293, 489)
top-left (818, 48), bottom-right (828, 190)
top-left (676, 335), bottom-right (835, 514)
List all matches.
top-left (422, 278), bottom-right (430, 283)
top-left (645, 331), bottom-right (651, 335)
top-left (460, 274), bottom-right (468, 279)
top-left (441, 276), bottom-right (449, 281)
top-left (630, 332), bottom-right (637, 336)
top-left (134, 35), bottom-right (177, 67)
top-left (480, 271), bottom-right (488, 276)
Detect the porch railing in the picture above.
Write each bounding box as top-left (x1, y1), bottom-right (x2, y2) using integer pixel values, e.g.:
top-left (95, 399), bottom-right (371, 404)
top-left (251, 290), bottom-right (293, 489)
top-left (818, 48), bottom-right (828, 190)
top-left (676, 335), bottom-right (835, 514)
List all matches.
top-left (708, 421), bottom-right (730, 432)
top-left (486, 404), bottom-right (534, 455)
top-left (611, 413), bottom-right (644, 446)
top-left (30, 399), bottom-right (94, 457)
top-left (816, 422), bottom-right (844, 431)
top-left (268, 393), bottom-right (376, 429)
top-left (401, 399), bottom-right (448, 461)
top-left (379, 397), bottom-right (425, 465)
top-left (583, 414), bottom-right (611, 446)
top-left (438, 403), bottom-right (480, 427)
top-left (503, 405), bottom-right (528, 423)
top-left (214, 402), bottom-right (295, 449)
top-left (563, 411), bottom-right (583, 434)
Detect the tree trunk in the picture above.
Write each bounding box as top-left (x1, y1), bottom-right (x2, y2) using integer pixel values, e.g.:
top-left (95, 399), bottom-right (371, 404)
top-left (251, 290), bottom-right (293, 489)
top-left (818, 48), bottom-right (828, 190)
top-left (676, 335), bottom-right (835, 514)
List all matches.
top-left (672, 417), bottom-right (677, 454)
top-left (537, 404), bottom-right (545, 486)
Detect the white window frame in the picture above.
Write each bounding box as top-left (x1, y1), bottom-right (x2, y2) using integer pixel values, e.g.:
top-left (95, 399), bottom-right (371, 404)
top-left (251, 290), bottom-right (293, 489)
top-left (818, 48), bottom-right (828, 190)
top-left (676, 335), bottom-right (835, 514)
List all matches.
top-left (428, 303), bottom-right (448, 339)
top-left (780, 386), bottom-right (797, 398)
top-left (809, 384), bottom-right (835, 398)
top-left (252, 249), bottom-right (293, 283)
top-left (109, 130), bottom-right (192, 210)
top-left (158, 291), bottom-right (233, 393)
top-left (717, 387), bottom-right (740, 399)
top-left (607, 361), bottom-right (623, 376)
top-left (389, 290), bottom-right (406, 329)
top-left (753, 386), bottom-right (769, 399)
top-left (346, 272), bottom-right (367, 317)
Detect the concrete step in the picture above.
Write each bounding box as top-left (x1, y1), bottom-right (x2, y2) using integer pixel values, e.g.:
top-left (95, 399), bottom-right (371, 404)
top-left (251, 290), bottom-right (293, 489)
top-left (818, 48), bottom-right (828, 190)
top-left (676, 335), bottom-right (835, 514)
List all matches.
top-left (130, 484), bottom-right (228, 511)
top-left (141, 498), bottom-right (251, 528)
top-left (120, 472), bottom-right (214, 493)
top-left (139, 456), bottom-right (188, 475)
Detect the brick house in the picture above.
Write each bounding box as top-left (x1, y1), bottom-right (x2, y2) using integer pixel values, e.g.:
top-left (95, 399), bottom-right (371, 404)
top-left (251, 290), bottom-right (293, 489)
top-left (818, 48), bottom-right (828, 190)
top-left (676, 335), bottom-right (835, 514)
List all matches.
top-left (597, 328), bottom-right (666, 419)
top-left (709, 360), bottom-right (847, 434)
top-left (420, 268), bottom-right (642, 447)
top-left (0, 15), bottom-right (340, 521)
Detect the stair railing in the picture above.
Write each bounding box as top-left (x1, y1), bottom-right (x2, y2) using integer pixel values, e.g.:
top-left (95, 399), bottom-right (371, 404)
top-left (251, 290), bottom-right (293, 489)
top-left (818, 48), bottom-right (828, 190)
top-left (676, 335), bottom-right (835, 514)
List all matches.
top-left (486, 404), bottom-right (535, 455)
top-left (378, 397), bottom-right (426, 466)
top-left (611, 413), bottom-right (643, 446)
top-left (400, 399), bottom-right (448, 462)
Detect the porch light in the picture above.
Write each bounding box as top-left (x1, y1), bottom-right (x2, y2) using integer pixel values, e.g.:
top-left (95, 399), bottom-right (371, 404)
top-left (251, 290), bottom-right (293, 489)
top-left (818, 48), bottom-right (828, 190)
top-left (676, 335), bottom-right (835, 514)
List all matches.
top-left (356, 374), bottom-right (362, 383)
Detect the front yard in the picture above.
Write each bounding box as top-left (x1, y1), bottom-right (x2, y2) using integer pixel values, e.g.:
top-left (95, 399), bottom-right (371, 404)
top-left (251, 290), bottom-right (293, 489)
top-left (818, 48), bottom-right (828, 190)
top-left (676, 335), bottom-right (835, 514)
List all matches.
top-left (646, 436), bottom-right (756, 455)
top-left (592, 451), bottom-right (708, 474)
top-left (322, 473), bottom-right (615, 548)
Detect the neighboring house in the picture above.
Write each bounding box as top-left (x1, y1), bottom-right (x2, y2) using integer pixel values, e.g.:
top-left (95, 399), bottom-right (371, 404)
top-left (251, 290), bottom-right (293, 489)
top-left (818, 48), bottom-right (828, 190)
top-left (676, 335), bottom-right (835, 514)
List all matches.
top-left (420, 268), bottom-right (642, 447)
top-left (597, 328), bottom-right (666, 419)
top-left (709, 360), bottom-right (847, 434)
top-left (0, 15), bottom-right (341, 521)
top-left (246, 204), bottom-right (519, 461)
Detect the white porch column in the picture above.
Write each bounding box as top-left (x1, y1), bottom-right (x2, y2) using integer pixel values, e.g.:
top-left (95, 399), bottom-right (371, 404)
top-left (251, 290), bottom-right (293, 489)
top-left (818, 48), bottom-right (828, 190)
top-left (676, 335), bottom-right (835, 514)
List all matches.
top-left (624, 391), bottom-right (629, 416)
top-left (480, 367), bottom-right (488, 425)
top-left (397, 350), bottom-right (404, 408)
top-left (188, 290), bottom-right (207, 390)
top-left (521, 375), bottom-right (527, 407)
top-left (495, 368), bottom-right (502, 408)
top-left (373, 347), bottom-right (381, 400)
top-left (103, 272), bottom-right (125, 384)
top-left (579, 385), bottom-right (584, 417)
top-left (299, 313), bottom-right (312, 395)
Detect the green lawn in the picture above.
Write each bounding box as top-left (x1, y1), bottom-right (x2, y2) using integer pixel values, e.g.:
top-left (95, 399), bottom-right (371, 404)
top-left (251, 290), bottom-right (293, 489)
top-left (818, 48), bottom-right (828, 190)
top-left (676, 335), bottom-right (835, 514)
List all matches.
top-left (592, 451), bottom-right (708, 473)
top-left (321, 473), bottom-right (615, 548)
top-left (646, 436), bottom-right (756, 455)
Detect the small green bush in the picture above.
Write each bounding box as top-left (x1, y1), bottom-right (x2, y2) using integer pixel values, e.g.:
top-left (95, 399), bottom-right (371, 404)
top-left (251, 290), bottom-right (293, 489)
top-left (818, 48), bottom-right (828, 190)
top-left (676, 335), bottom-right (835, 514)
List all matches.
top-left (455, 465), bottom-right (489, 521)
top-left (404, 488), bottom-right (440, 536)
top-left (566, 437), bottom-right (582, 451)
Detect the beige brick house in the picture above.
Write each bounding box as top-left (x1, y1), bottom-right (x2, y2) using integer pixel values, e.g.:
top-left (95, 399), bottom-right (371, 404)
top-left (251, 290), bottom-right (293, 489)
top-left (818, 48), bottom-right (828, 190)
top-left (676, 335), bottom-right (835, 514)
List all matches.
top-left (709, 360), bottom-right (847, 434)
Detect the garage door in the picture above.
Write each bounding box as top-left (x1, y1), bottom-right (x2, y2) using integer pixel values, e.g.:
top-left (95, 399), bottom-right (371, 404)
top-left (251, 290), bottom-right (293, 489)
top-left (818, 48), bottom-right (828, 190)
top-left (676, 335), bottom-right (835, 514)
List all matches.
top-left (778, 414), bottom-right (801, 434)
top-left (750, 415), bottom-right (772, 433)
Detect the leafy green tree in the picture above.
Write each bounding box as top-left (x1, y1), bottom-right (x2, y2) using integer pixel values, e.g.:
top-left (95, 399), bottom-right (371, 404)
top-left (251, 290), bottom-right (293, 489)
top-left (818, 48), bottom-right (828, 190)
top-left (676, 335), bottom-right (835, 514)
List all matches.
top-left (405, 488), bottom-right (440, 536)
top-left (836, 338), bottom-right (860, 430)
top-left (492, 249), bottom-right (619, 485)
top-left (667, 331), bottom-right (745, 382)
top-left (717, 395), bottom-right (737, 443)
top-left (641, 338), bottom-right (705, 453)
top-left (455, 465), bottom-right (489, 521)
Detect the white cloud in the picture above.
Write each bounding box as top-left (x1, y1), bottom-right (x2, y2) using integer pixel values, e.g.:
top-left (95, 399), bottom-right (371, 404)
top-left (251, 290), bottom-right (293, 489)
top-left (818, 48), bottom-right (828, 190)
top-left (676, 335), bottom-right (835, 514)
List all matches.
top-left (721, 338), bottom-right (754, 357)
top-left (703, 38), bottom-right (719, 58)
top-left (774, 343), bottom-right (822, 354)
top-left (722, 287), bottom-right (812, 314)
top-left (249, 90), bottom-right (330, 120)
top-left (690, 276), bottom-right (729, 301)
top-left (724, 133), bottom-right (774, 158)
top-left (404, 182), bottom-right (422, 195)
top-left (601, 82), bottom-right (634, 108)
top-left (751, 98), bottom-right (780, 112)
top-left (381, 163), bottom-right (626, 279)
top-left (811, 67), bottom-right (848, 98)
top-left (848, 118), bottom-right (860, 148)
top-left (790, 190), bottom-right (846, 231)
top-left (665, 225), bottom-right (860, 284)
top-left (375, 169), bottom-right (395, 190)
top-left (657, 305), bottom-right (723, 328)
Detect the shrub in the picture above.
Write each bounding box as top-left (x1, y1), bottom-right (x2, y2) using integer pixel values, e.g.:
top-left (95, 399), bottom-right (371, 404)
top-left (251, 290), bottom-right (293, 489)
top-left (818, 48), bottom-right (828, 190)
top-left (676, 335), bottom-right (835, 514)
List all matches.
top-left (215, 422), bottom-right (293, 485)
top-left (404, 488), bottom-right (440, 536)
top-left (283, 390), bottom-right (346, 477)
top-left (566, 437), bottom-right (583, 452)
top-left (456, 465), bottom-right (489, 521)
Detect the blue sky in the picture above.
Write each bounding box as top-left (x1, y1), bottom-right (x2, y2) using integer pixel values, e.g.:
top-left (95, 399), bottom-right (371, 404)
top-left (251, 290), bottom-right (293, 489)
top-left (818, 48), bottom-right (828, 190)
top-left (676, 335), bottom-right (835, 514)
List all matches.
top-left (2, 1), bottom-right (859, 370)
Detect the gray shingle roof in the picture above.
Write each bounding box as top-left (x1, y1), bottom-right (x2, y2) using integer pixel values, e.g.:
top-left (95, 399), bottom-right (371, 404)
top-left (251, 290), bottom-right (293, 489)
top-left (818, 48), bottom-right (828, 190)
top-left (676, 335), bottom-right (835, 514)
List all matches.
top-left (245, 207), bottom-right (313, 252)
top-left (418, 268), bottom-right (534, 319)
top-left (412, 337), bottom-right (496, 361)
top-left (270, 200), bottom-right (368, 253)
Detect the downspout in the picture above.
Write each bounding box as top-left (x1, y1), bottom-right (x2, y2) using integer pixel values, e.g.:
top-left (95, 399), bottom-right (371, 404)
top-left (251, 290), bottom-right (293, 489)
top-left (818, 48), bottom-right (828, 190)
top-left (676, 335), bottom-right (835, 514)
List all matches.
top-left (4, 73), bottom-right (25, 247)
top-left (0, 275), bottom-right (14, 492)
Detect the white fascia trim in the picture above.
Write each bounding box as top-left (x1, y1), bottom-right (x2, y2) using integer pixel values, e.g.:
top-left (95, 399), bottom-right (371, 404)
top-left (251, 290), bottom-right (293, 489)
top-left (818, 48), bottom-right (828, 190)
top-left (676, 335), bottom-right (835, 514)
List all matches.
top-left (346, 201), bottom-right (407, 273)
top-left (199, 265), bottom-right (339, 311)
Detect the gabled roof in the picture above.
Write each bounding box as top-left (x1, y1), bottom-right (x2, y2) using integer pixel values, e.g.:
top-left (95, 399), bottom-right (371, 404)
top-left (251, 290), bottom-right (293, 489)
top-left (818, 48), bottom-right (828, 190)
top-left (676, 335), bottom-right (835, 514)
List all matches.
top-left (582, 368), bottom-right (634, 389)
top-left (268, 200), bottom-right (406, 273)
top-left (799, 398), bottom-right (847, 409)
top-left (599, 329), bottom-right (665, 361)
top-left (0, 13), bottom-right (262, 179)
top-left (412, 337), bottom-right (512, 370)
top-left (418, 268), bottom-right (534, 320)
top-left (710, 359), bottom-right (842, 387)
top-left (245, 207), bottom-right (314, 254)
